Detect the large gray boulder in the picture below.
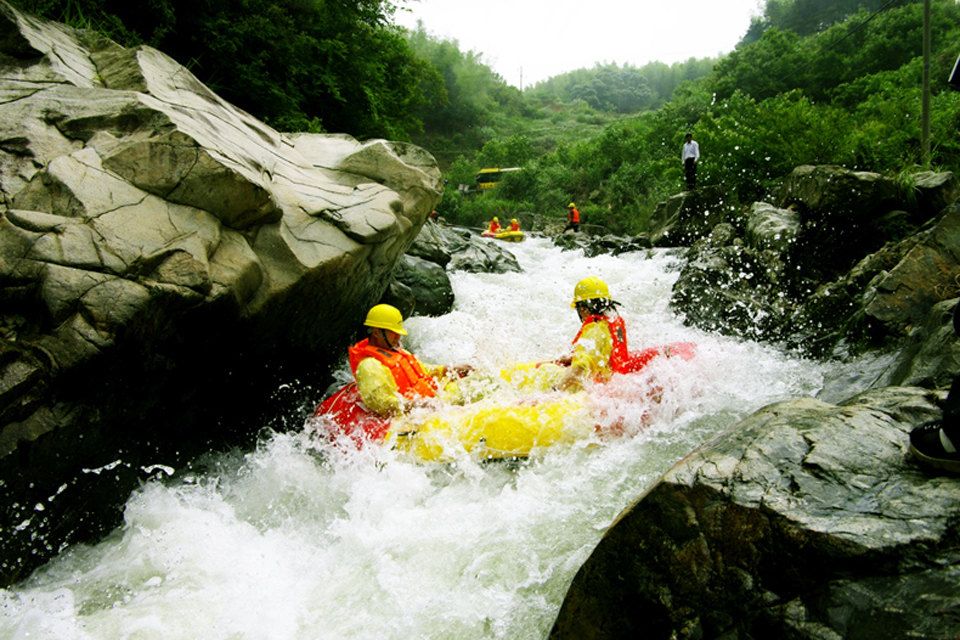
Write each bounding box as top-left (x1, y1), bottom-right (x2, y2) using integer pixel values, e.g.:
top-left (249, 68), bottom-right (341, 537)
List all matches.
top-left (409, 221), bottom-right (521, 274)
top-left (792, 233), bottom-right (922, 355)
top-left (777, 165), bottom-right (903, 283)
top-left (391, 254), bottom-right (455, 317)
top-left (551, 386), bottom-right (959, 640)
top-left (448, 238), bottom-right (522, 273)
top-left (792, 202), bottom-right (960, 355)
top-left (908, 169), bottom-right (958, 223)
top-left (862, 202), bottom-right (960, 336)
top-left (744, 201), bottom-right (800, 253)
top-left (778, 165), bottom-right (900, 216)
top-left (671, 224), bottom-right (792, 341)
top-left (649, 185), bottom-right (737, 247)
top-left (881, 298), bottom-right (960, 389)
top-left (552, 232), bottom-right (652, 257)
top-left (0, 1), bottom-right (441, 584)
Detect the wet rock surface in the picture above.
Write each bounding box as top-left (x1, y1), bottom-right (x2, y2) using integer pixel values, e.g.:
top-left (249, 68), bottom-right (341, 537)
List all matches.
top-left (0, 1), bottom-right (441, 584)
top-left (668, 167), bottom-right (960, 356)
top-left (409, 220), bottom-right (521, 274)
top-left (551, 387), bottom-right (960, 640)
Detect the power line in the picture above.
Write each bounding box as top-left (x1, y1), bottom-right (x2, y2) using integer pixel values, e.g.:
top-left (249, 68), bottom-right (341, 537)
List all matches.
top-left (818, 0), bottom-right (905, 54)
top-left (782, 2), bottom-right (875, 37)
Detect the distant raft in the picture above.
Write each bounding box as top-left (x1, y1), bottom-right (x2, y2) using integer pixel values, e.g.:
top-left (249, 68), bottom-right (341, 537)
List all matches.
top-left (493, 229), bottom-right (525, 242)
top-left (481, 229), bottom-right (525, 242)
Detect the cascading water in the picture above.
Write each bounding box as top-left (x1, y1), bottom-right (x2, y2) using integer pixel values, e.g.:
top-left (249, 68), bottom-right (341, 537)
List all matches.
top-left (0, 236), bottom-right (826, 640)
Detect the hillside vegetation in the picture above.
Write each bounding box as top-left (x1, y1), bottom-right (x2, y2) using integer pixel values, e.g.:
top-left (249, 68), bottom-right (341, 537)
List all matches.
top-left (526, 59), bottom-right (717, 113)
top-left (12, 0), bottom-right (960, 234)
top-left (442, 0), bottom-right (960, 233)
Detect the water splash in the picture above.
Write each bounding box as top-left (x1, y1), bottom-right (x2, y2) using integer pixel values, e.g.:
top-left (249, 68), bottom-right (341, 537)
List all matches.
top-left (0, 236), bottom-right (825, 639)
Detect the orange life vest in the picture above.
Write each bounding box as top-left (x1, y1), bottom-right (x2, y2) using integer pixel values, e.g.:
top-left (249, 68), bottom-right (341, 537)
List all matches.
top-left (568, 208), bottom-right (581, 223)
top-left (572, 314), bottom-right (652, 375)
top-left (509, 221), bottom-right (520, 231)
top-left (348, 339), bottom-right (437, 399)
top-left (572, 318), bottom-right (696, 377)
top-left (488, 221), bottom-right (502, 233)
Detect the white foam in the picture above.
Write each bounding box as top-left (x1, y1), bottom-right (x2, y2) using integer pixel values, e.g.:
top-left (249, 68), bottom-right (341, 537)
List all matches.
top-left (0, 236), bottom-right (825, 639)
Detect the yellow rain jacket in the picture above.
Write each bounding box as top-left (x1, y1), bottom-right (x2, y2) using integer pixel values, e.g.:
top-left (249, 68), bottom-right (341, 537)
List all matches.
top-left (570, 320), bottom-right (614, 381)
top-left (355, 357), bottom-right (450, 416)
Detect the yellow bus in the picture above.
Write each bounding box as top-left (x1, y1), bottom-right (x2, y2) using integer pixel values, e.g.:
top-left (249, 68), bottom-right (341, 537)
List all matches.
top-left (475, 167), bottom-right (521, 191)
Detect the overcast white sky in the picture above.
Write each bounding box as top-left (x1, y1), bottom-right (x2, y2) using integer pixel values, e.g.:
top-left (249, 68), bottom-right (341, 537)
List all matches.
top-left (394, 0), bottom-right (764, 89)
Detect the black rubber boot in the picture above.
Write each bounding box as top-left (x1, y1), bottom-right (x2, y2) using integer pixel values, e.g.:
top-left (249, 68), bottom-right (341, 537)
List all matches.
top-left (909, 420), bottom-right (960, 473)
top-left (907, 301), bottom-right (960, 473)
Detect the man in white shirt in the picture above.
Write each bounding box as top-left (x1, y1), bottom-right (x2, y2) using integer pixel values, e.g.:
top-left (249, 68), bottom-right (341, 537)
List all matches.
top-left (682, 132), bottom-right (700, 189)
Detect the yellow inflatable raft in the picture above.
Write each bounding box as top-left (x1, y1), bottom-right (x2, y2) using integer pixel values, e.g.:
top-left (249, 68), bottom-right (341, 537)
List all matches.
top-left (493, 229), bottom-right (525, 242)
top-left (313, 368), bottom-right (593, 462)
top-left (312, 344), bottom-right (694, 462)
top-left (384, 393), bottom-right (593, 462)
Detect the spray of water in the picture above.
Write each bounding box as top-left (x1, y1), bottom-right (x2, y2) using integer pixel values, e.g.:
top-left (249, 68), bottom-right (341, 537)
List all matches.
top-left (0, 237), bottom-right (825, 639)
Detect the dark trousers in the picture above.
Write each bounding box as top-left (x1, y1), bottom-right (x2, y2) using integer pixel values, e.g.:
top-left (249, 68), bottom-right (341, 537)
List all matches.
top-left (943, 302), bottom-right (960, 435)
top-left (684, 158), bottom-right (697, 188)
top-left (944, 376), bottom-right (960, 428)
top-left (563, 221), bottom-right (579, 232)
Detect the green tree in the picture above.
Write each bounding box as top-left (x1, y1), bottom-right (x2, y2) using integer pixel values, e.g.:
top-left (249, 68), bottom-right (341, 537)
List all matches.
top-left (476, 135), bottom-right (534, 168)
top-left (742, 0), bottom-right (919, 43)
top-left (709, 28), bottom-right (808, 101)
top-left (11, 0), bottom-right (438, 138)
top-left (404, 24), bottom-right (527, 163)
top-left (528, 59), bottom-right (716, 113)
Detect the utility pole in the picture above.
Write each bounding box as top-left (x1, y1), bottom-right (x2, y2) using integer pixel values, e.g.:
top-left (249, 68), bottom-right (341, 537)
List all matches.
top-left (921, 0), bottom-right (931, 168)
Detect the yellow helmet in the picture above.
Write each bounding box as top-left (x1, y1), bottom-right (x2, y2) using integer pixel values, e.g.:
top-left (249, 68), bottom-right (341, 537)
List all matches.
top-left (567, 202), bottom-right (576, 208)
top-left (511, 218), bottom-right (518, 224)
top-left (493, 216), bottom-right (499, 222)
top-left (364, 303), bottom-right (407, 335)
top-left (571, 276), bottom-right (611, 307)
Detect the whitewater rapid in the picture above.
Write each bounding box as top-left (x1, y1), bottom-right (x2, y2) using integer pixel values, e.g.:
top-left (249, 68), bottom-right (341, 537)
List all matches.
top-left (0, 236), bottom-right (826, 640)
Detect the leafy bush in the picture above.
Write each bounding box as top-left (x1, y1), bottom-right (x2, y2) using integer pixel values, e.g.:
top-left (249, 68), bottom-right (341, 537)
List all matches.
top-left (437, 192), bottom-right (534, 229)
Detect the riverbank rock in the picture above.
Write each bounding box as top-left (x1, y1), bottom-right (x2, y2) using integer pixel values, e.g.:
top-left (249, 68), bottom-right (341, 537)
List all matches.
top-left (391, 254), bottom-right (454, 317)
top-left (793, 198), bottom-right (960, 356)
top-left (408, 221), bottom-right (521, 274)
top-left (0, 1), bottom-right (441, 585)
top-left (649, 185), bottom-right (739, 247)
top-left (669, 166), bottom-right (960, 354)
top-left (551, 386), bottom-right (959, 640)
top-left (861, 202), bottom-right (960, 336)
top-left (912, 170), bottom-right (959, 221)
top-left (386, 220), bottom-right (524, 317)
top-left (880, 297), bottom-right (960, 389)
top-left (790, 233), bottom-right (923, 355)
top-left (670, 223), bottom-right (793, 341)
top-left (777, 165), bottom-right (903, 285)
top-left (552, 232), bottom-right (652, 256)
top-left (744, 201), bottom-right (800, 253)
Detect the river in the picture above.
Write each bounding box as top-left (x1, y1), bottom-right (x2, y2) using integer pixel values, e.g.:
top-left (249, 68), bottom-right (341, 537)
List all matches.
top-left (0, 236), bottom-right (826, 639)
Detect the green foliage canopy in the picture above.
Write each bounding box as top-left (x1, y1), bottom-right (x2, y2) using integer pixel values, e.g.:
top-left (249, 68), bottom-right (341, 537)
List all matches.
top-left (528, 59), bottom-right (717, 113)
top-left (13, 0), bottom-right (439, 138)
top-left (437, 0), bottom-right (960, 235)
top-left (742, 0), bottom-right (918, 43)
